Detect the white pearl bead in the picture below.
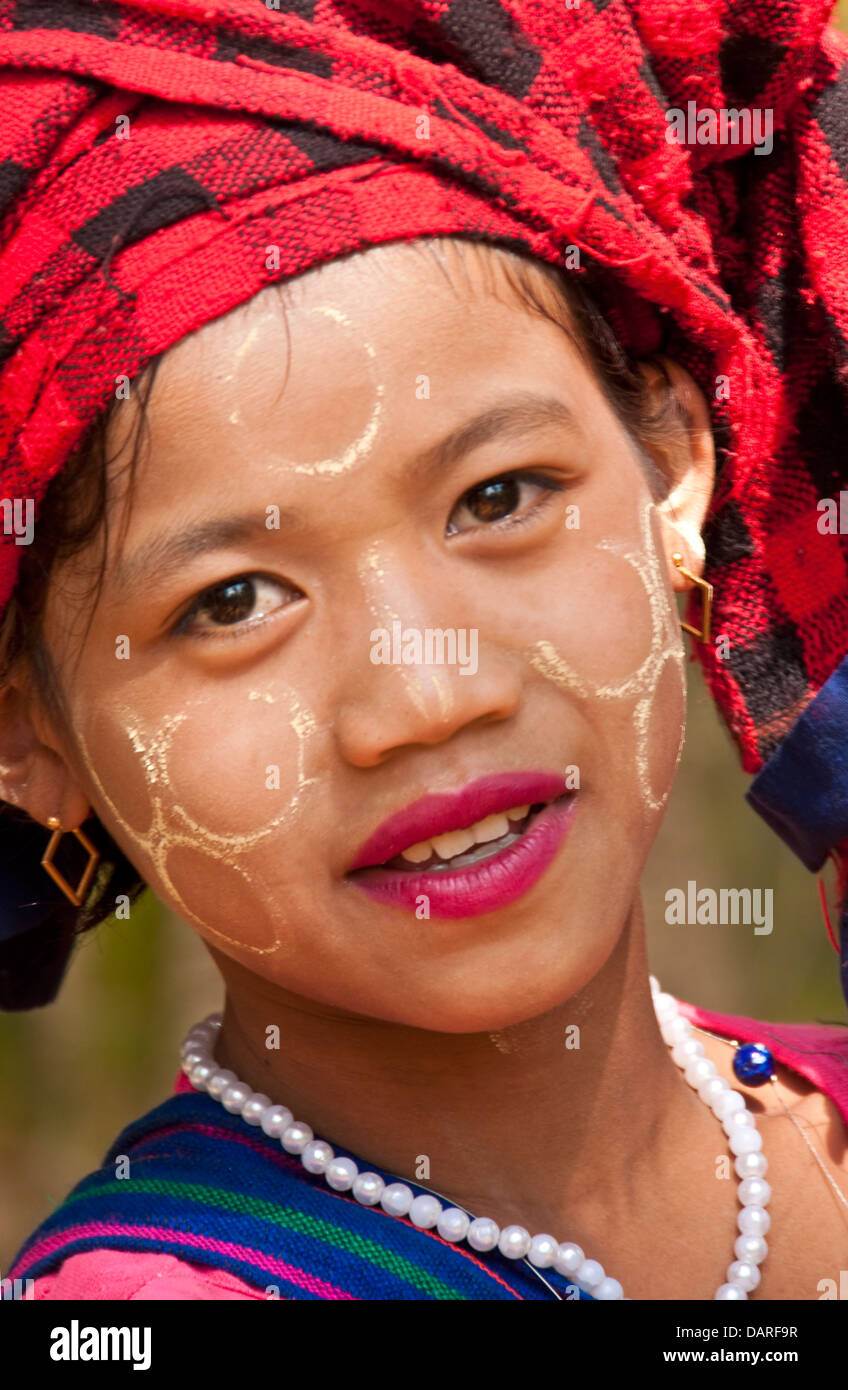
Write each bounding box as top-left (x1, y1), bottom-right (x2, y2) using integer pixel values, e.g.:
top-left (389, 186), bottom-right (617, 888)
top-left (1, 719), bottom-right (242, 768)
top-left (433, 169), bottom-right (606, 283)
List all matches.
top-left (467, 1217), bottom-right (500, 1252)
top-left (498, 1225), bottom-right (531, 1259)
top-left (325, 1157), bottom-right (358, 1191)
top-left (723, 1109), bottom-right (755, 1134)
top-left (685, 1057), bottom-right (717, 1088)
top-left (180, 1049), bottom-right (206, 1072)
top-left (300, 1139), bottom-right (334, 1174)
top-left (698, 1076), bottom-right (729, 1107)
top-left (715, 1282), bottom-right (747, 1299)
top-left (437, 1208), bottom-right (471, 1242)
top-left (734, 1233), bottom-right (768, 1264)
top-left (381, 1183), bottom-right (414, 1216)
top-left (187, 1060), bottom-right (216, 1090)
top-left (737, 1176), bottom-right (771, 1208)
top-left (576, 1258), bottom-right (605, 1291)
top-left (352, 1173), bottom-right (385, 1206)
top-left (281, 1121), bottom-right (313, 1154)
top-left (241, 1095), bottom-right (272, 1126)
top-left (728, 1127), bottom-right (763, 1156)
top-left (661, 1016), bottom-right (691, 1046)
top-left (594, 1276), bottom-right (624, 1300)
top-left (713, 1089), bottom-right (745, 1119)
top-left (649, 975), bottom-right (661, 995)
top-left (206, 1068), bottom-right (237, 1099)
top-left (734, 1150), bottom-right (768, 1180)
top-left (727, 1260), bottom-right (761, 1292)
top-left (260, 1104), bottom-right (293, 1138)
top-left (408, 1195), bottom-right (442, 1228)
top-left (671, 1038), bottom-right (704, 1067)
top-left (554, 1242), bottom-right (584, 1275)
top-left (527, 1234), bottom-right (558, 1268)
top-left (206, 1012), bottom-right (223, 1025)
top-left (653, 992), bottom-right (679, 1022)
top-left (221, 1082), bottom-right (252, 1113)
top-left (738, 1205), bottom-right (770, 1237)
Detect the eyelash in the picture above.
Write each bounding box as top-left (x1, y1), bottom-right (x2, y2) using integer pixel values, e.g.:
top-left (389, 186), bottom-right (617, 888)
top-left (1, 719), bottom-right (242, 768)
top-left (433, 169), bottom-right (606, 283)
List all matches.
top-left (171, 469), bottom-right (568, 642)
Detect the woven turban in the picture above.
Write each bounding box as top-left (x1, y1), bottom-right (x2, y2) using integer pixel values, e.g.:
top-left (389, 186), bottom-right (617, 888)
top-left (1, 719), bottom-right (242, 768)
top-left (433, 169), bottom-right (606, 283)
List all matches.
top-left (1, 0), bottom-right (848, 992)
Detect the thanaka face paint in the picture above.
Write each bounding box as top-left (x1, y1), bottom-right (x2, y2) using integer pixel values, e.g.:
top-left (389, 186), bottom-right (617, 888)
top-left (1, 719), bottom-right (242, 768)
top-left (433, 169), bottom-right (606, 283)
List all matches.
top-left (357, 540), bottom-right (455, 720)
top-left (528, 496), bottom-right (687, 816)
top-left (69, 684), bottom-right (321, 954)
top-left (28, 237), bottom-right (710, 1037)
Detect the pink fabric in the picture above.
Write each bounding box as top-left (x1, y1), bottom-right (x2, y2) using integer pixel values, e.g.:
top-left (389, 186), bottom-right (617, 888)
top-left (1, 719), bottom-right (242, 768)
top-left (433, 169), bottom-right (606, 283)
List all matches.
top-left (678, 1000), bottom-right (848, 1127)
top-left (26, 1247), bottom-right (263, 1300)
top-left (25, 1001), bottom-right (848, 1299)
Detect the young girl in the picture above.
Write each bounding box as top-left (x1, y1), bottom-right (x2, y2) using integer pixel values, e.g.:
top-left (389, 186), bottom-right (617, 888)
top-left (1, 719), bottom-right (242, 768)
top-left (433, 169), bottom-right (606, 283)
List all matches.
top-left (1, 0), bottom-right (848, 1302)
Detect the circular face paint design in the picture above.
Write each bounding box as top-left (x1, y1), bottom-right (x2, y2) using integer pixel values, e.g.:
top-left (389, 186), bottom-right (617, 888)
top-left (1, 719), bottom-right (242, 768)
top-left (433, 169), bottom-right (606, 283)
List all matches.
top-left (72, 684), bottom-right (321, 954)
top-left (527, 497), bottom-right (687, 815)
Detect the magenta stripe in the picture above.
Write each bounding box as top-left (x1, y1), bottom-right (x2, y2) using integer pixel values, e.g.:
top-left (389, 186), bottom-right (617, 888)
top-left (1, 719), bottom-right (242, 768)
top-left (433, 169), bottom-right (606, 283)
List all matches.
top-left (12, 1221), bottom-right (358, 1299)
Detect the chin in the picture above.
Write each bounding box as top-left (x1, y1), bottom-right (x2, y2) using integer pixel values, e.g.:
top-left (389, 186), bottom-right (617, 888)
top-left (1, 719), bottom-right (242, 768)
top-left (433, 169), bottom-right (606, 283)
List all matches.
top-left (377, 952), bottom-right (613, 1035)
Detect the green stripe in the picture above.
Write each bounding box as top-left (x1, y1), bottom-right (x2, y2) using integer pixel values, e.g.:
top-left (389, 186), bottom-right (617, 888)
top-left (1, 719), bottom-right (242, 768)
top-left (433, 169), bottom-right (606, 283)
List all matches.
top-left (63, 1178), bottom-right (470, 1299)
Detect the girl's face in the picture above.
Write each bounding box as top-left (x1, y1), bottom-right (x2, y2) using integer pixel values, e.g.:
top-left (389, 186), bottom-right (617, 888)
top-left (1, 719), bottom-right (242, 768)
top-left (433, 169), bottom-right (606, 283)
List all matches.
top-left (38, 241), bottom-right (713, 1033)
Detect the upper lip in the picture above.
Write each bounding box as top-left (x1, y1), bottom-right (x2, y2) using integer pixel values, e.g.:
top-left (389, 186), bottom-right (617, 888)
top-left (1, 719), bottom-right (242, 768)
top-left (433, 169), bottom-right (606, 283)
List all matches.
top-left (346, 770), bottom-right (572, 872)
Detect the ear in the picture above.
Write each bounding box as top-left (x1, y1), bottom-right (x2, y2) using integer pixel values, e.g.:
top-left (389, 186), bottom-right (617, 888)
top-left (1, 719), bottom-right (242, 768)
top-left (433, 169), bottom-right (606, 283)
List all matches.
top-left (0, 672), bottom-right (92, 832)
top-left (633, 355), bottom-right (716, 592)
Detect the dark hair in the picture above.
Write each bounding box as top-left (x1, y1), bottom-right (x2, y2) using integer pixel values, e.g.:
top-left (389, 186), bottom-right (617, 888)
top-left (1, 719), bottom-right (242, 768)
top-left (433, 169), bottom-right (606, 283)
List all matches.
top-left (0, 236), bottom-right (686, 1010)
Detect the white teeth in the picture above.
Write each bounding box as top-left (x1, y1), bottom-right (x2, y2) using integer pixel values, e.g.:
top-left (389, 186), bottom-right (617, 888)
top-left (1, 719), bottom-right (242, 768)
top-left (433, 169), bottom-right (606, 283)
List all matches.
top-left (399, 803), bottom-right (536, 865)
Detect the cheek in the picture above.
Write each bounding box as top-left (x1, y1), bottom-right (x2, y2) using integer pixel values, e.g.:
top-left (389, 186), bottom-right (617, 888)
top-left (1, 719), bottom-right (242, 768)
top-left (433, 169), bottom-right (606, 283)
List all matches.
top-left (78, 685), bottom-right (319, 834)
top-left (71, 681), bottom-right (325, 953)
top-left (527, 543), bottom-right (655, 692)
top-left (526, 497), bottom-right (686, 817)
top-left (157, 686), bottom-right (321, 836)
top-left (639, 649), bottom-right (687, 808)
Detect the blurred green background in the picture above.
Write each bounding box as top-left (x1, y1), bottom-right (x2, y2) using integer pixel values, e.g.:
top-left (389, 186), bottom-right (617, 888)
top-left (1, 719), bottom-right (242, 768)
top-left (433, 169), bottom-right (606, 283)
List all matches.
top-left (3, 2), bottom-right (848, 1272)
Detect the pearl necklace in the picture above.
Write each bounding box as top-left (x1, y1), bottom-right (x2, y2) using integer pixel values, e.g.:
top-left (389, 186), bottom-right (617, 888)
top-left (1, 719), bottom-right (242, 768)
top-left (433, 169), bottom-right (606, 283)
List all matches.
top-left (180, 976), bottom-right (772, 1301)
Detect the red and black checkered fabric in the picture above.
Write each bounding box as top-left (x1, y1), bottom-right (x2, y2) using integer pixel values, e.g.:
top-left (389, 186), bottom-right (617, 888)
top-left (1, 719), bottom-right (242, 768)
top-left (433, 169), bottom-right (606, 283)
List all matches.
top-left (0, 0), bottom-right (846, 774)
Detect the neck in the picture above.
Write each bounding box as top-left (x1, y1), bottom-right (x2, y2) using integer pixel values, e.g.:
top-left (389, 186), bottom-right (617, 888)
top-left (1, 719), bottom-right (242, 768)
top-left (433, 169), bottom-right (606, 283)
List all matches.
top-left (207, 899), bottom-right (709, 1246)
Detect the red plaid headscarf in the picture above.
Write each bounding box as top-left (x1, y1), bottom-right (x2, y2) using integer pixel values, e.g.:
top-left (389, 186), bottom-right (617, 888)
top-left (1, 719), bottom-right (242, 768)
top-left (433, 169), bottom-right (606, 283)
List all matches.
top-left (0, 0), bottom-right (846, 777)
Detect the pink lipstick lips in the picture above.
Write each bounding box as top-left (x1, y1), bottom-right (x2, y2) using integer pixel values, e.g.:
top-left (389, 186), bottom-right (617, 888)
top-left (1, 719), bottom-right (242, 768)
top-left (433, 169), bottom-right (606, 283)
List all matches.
top-left (346, 771), bottom-right (578, 918)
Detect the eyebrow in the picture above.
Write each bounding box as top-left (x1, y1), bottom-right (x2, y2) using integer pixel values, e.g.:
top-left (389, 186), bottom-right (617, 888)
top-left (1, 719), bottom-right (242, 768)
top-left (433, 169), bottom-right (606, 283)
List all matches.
top-left (112, 391), bottom-right (581, 598)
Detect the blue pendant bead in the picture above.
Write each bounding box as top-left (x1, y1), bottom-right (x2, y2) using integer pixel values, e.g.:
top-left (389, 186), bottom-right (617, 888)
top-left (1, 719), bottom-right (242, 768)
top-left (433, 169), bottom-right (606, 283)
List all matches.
top-left (732, 1042), bottom-right (775, 1087)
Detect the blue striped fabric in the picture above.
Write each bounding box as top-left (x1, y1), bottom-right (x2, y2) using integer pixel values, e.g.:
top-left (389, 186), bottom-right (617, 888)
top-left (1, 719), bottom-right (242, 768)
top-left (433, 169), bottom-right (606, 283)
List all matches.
top-left (7, 1090), bottom-right (596, 1300)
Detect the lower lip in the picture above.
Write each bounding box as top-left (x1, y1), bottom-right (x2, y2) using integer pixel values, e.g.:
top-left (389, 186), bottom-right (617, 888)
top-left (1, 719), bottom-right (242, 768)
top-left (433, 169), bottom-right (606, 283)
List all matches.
top-left (345, 795), bottom-right (579, 918)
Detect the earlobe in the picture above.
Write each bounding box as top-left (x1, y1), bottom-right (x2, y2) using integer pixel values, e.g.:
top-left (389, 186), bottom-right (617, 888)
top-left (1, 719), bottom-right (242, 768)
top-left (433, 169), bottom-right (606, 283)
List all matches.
top-left (0, 681), bottom-right (91, 832)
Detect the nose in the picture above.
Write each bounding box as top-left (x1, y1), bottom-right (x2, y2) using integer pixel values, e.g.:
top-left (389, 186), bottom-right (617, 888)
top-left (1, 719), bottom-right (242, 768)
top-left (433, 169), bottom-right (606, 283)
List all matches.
top-left (332, 590), bottom-right (522, 768)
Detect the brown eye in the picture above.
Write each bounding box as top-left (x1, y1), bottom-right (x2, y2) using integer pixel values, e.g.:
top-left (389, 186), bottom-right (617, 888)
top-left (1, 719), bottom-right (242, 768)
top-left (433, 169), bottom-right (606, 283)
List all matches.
top-left (446, 471), bottom-right (565, 536)
top-left (174, 574), bottom-right (298, 639)
top-left (204, 578), bottom-right (256, 625)
top-left (467, 477), bottom-right (522, 523)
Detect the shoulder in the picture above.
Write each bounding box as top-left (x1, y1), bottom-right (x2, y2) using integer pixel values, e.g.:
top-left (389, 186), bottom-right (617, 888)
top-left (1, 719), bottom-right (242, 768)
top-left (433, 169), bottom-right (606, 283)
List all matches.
top-left (682, 1002), bottom-right (848, 1190)
top-left (678, 1000), bottom-right (848, 1122)
top-left (26, 1249), bottom-right (266, 1301)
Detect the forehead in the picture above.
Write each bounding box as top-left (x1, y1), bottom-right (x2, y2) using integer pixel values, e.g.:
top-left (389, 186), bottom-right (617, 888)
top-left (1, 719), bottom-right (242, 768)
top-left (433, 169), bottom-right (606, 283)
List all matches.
top-left (102, 239), bottom-right (605, 522)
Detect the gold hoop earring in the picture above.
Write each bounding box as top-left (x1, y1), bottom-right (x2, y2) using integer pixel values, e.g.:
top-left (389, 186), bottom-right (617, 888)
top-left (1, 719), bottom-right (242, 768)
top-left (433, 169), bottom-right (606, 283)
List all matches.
top-left (672, 552), bottom-right (714, 643)
top-left (41, 816), bottom-right (100, 907)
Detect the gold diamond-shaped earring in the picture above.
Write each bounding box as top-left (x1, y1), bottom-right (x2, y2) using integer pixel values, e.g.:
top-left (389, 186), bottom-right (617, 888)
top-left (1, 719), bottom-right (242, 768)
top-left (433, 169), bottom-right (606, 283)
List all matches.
top-left (672, 552), bottom-right (714, 643)
top-left (41, 816), bottom-right (100, 907)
